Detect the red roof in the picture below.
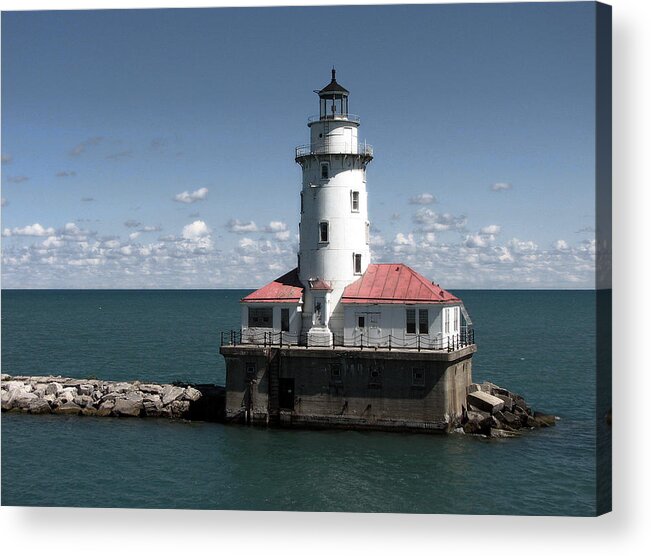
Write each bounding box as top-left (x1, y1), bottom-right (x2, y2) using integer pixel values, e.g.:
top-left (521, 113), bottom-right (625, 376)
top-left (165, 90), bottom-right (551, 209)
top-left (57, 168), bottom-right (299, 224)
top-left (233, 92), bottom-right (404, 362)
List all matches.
top-left (309, 278), bottom-right (332, 291)
top-left (242, 268), bottom-right (304, 304)
top-left (341, 264), bottom-right (460, 305)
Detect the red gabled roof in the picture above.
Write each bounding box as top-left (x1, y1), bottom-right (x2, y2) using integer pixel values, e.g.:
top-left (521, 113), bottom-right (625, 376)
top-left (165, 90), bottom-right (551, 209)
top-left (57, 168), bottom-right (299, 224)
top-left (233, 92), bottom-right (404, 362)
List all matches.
top-left (241, 268), bottom-right (304, 304)
top-left (341, 264), bottom-right (460, 305)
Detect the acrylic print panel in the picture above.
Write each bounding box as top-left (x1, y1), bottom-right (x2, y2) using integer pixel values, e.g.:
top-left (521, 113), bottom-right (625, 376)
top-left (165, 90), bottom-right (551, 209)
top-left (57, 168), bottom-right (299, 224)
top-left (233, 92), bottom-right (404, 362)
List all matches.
top-left (1, 2), bottom-right (611, 516)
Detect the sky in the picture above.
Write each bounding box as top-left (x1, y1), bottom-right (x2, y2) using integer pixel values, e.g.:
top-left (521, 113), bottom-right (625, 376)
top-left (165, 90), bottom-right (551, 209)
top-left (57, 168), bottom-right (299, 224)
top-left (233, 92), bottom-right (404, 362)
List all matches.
top-left (1, 2), bottom-right (598, 289)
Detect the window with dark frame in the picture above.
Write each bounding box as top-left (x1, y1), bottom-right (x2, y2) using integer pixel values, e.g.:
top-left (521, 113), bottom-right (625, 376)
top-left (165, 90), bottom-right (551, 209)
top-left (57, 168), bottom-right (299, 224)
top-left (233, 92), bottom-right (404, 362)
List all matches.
top-left (406, 308), bottom-right (416, 334)
top-left (300, 192), bottom-right (304, 213)
top-left (351, 191), bottom-right (360, 212)
top-left (319, 221), bottom-right (329, 243)
top-left (412, 368), bottom-right (425, 387)
top-left (246, 362), bottom-right (256, 380)
top-left (354, 253), bottom-right (362, 274)
top-left (357, 315), bottom-right (365, 328)
top-left (419, 309), bottom-right (429, 334)
top-left (249, 307), bottom-right (273, 328)
top-left (281, 308), bottom-right (290, 332)
top-left (321, 163), bottom-right (329, 179)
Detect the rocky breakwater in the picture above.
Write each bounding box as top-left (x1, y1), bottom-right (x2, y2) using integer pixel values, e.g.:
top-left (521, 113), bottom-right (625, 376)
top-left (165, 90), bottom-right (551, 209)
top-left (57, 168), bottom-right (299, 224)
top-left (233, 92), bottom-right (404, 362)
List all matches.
top-left (461, 381), bottom-right (558, 438)
top-left (0, 374), bottom-right (222, 420)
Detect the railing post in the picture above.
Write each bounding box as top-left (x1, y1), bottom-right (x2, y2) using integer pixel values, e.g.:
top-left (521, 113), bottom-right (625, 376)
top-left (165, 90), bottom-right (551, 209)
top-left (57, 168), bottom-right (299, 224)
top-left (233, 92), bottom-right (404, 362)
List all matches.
top-left (417, 335), bottom-right (421, 352)
top-left (388, 334), bottom-right (391, 351)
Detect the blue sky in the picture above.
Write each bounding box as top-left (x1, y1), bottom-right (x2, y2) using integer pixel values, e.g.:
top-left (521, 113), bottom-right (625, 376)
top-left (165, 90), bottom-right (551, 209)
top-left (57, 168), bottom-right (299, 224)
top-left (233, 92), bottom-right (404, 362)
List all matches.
top-left (1, 3), bottom-right (598, 288)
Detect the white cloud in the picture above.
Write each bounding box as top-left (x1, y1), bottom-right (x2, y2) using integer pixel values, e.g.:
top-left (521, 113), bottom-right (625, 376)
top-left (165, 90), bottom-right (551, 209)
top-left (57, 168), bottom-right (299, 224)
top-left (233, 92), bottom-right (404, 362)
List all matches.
top-left (554, 239), bottom-right (570, 251)
top-left (69, 136), bottom-right (104, 157)
top-left (413, 208), bottom-right (467, 232)
top-left (480, 224), bottom-right (501, 235)
top-left (491, 182), bottom-right (512, 192)
top-left (464, 234), bottom-right (488, 248)
top-left (409, 193), bottom-right (436, 205)
top-left (3, 223), bottom-right (56, 237)
top-left (182, 220), bottom-right (211, 240)
top-left (174, 187), bottom-right (209, 204)
top-left (226, 219), bottom-right (259, 233)
top-left (264, 221), bottom-right (288, 233)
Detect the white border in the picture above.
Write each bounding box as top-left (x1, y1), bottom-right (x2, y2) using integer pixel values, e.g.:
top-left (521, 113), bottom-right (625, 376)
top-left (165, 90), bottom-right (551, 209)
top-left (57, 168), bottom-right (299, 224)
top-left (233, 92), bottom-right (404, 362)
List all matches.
top-left (1, 0), bottom-right (649, 554)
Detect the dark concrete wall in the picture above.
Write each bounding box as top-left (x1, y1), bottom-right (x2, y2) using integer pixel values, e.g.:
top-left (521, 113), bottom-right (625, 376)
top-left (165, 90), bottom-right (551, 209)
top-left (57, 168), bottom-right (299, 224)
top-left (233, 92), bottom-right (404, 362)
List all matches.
top-left (221, 346), bottom-right (474, 433)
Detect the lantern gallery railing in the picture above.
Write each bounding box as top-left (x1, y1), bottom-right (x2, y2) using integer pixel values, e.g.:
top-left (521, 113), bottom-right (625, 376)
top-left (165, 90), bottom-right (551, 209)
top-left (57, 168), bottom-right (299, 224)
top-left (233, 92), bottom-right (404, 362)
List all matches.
top-left (220, 328), bottom-right (475, 353)
top-left (307, 114), bottom-right (361, 124)
top-left (295, 142), bottom-right (373, 158)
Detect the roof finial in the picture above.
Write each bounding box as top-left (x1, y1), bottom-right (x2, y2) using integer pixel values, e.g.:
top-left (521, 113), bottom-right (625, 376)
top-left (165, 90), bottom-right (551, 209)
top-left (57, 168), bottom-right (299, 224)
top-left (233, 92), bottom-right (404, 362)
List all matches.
top-left (331, 67), bottom-right (336, 81)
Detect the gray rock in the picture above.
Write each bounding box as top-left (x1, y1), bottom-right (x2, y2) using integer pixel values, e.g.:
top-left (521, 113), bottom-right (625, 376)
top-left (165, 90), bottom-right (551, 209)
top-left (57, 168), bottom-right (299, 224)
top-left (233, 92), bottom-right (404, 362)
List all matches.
top-left (162, 385), bottom-right (184, 405)
top-left (4, 381), bottom-right (28, 393)
top-left (13, 392), bottom-right (39, 409)
top-left (182, 386), bottom-right (202, 402)
top-left (495, 394), bottom-right (514, 412)
top-left (81, 407), bottom-right (98, 416)
top-left (45, 382), bottom-right (64, 395)
top-left (28, 398), bottom-right (52, 414)
top-left (73, 395), bottom-right (95, 408)
top-left (480, 381), bottom-right (499, 393)
top-left (467, 391), bottom-right (505, 414)
top-left (1, 373), bottom-right (11, 381)
top-left (113, 398), bottom-right (143, 417)
top-left (497, 410), bottom-right (521, 429)
top-left (77, 384), bottom-right (95, 396)
top-left (170, 399), bottom-right (191, 418)
top-left (467, 383), bottom-right (481, 394)
top-left (490, 428), bottom-right (520, 438)
top-left (533, 412), bottom-right (556, 427)
top-left (54, 402), bottom-right (82, 415)
top-left (140, 384), bottom-right (163, 395)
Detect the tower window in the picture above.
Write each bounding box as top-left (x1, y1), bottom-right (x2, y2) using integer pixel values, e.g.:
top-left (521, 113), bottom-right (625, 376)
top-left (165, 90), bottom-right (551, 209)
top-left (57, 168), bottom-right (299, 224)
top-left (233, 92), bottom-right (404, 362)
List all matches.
top-left (412, 368), bottom-right (425, 387)
top-left (353, 253), bottom-right (362, 274)
top-left (351, 191), bottom-right (359, 212)
top-left (319, 221), bottom-right (329, 243)
top-left (365, 222), bottom-right (370, 244)
top-left (321, 163), bottom-right (329, 179)
top-left (300, 192), bottom-right (304, 214)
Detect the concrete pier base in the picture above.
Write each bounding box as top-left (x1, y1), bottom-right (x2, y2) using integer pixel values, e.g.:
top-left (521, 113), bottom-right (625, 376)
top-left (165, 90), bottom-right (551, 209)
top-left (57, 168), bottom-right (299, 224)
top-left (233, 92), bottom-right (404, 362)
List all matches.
top-left (220, 344), bottom-right (475, 433)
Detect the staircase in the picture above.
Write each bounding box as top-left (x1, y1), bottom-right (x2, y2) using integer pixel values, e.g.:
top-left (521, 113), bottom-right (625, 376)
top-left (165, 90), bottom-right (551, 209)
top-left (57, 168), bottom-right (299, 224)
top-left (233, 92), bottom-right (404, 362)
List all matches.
top-left (267, 348), bottom-right (281, 425)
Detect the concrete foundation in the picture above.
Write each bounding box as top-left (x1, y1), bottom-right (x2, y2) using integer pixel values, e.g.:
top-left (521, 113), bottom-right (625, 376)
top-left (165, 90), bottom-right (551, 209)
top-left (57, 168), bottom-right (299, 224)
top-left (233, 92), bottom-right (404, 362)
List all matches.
top-left (220, 345), bottom-right (475, 433)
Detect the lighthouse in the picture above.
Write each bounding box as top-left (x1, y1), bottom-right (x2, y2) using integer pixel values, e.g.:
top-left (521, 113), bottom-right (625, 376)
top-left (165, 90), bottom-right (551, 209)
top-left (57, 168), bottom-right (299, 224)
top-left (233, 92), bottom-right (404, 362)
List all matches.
top-left (221, 70), bottom-right (476, 433)
top-left (295, 68), bottom-right (373, 346)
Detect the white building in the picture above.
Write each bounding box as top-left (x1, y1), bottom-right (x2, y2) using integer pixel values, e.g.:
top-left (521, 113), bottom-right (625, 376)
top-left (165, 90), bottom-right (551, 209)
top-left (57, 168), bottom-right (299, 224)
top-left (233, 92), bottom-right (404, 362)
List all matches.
top-left (240, 70), bottom-right (472, 350)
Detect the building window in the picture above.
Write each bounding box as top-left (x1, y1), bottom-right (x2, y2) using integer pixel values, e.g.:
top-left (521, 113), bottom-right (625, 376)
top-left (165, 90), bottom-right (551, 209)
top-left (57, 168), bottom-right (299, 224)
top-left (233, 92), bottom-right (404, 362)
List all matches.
top-left (297, 253), bottom-right (300, 273)
top-left (319, 221), bottom-right (329, 243)
top-left (249, 307), bottom-right (273, 328)
top-left (419, 309), bottom-right (429, 334)
top-left (357, 315), bottom-right (365, 328)
top-left (245, 362), bottom-right (256, 380)
top-left (453, 307), bottom-right (459, 333)
top-left (406, 308), bottom-right (416, 334)
top-left (331, 363), bottom-right (342, 383)
top-left (354, 253), bottom-right (362, 274)
top-left (365, 222), bottom-right (370, 244)
top-left (351, 191), bottom-right (360, 212)
top-left (321, 163), bottom-right (329, 179)
top-left (300, 192), bottom-right (304, 213)
top-left (369, 366), bottom-right (382, 387)
top-left (444, 308), bottom-right (450, 334)
top-left (281, 308), bottom-right (290, 332)
top-left (412, 368), bottom-right (425, 387)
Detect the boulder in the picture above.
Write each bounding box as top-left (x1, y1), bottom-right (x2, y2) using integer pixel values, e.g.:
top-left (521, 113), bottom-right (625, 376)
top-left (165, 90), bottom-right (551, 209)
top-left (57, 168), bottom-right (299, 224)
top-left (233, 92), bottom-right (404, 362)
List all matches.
top-left (1, 390), bottom-right (12, 410)
top-left (467, 391), bottom-right (505, 415)
top-left (113, 397), bottom-right (143, 417)
top-left (110, 382), bottom-right (136, 394)
top-left (28, 398), bottom-right (52, 414)
top-left (140, 384), bottom-right (163, 395)
top-left (73, 395), bottom-right (95, 408)
top-left (182, 386), bottom-right (202, 402)
top-left (96, 400), bottom-right (115, 417)
top-left (490, 428), bottom-right (520, 438)
top-left (467, 383), bottom-right (481, 394)
top-left (495, 394), bottom-right (514, 412)
top-left (170, 399), bottom-right (191, 419)
top-left (480, 381), bottom-right (499, 393)
top-left (45, 382), bottom-right (64, 395)
top-left (143, 396), bottom-right (164, 417)
top-left (81, 407), bottom-right (98, 417)
top-left (1, 373), bottom-right (12, 381)
top-left (533, 412), bottom-right (556, 427)
top-left (497, 410), bottom-right (521, 429)
top-left (4, 381), bottom-right (28, 393)
top-left (13, 392), bottom-right (39, 409)
top-left (463, 409), bottom-right (491, 434)
top-left (77, 384), bottom-right (95, 396)
top-left (161, 385), bottom-right (184, 405)
top-left (54, 402), bottom-right (82, 415)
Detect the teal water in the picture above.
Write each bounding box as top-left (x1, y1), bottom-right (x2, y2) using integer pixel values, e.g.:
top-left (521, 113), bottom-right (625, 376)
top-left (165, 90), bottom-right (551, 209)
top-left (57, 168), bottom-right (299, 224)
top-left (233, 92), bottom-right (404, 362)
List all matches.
top-left (1, 289), bottom-right (607, 514)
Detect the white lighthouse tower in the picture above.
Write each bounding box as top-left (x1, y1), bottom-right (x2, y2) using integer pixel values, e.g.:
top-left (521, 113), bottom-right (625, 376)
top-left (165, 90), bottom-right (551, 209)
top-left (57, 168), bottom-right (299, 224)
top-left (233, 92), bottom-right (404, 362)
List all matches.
top-left (295, 68), bottom-right (373, 345)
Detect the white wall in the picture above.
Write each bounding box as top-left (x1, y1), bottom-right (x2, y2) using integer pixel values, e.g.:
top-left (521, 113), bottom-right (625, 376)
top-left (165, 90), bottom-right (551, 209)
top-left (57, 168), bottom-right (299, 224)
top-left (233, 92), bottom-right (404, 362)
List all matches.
top-left (241, 303), bottom-right (302, 344)
top-left (343, 303), bottom-right (462, 349)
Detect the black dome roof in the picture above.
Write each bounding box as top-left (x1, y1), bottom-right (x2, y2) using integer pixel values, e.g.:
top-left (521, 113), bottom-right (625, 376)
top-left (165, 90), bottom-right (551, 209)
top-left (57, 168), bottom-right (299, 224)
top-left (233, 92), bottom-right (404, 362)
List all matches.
top-left (317, 68), bottom-right (349, 96)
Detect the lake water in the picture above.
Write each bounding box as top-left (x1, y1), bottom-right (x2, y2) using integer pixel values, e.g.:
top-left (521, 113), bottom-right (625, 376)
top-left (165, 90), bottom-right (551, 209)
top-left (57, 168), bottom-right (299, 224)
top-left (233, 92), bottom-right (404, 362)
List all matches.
top-left (1, 289), bottom-right (610, 514)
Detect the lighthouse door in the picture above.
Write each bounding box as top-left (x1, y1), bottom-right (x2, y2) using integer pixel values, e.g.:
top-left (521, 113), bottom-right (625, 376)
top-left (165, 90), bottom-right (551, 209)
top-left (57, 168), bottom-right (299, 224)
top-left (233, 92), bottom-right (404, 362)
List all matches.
top-left (355, 311), bottom-right (382, 346)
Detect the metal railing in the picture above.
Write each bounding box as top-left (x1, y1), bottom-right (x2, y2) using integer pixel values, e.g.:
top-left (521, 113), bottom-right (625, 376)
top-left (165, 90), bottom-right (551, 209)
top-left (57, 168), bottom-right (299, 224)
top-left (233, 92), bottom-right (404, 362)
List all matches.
top-left (307, 114), bottom-right (361, 124)
top-left (295, 142), bottom-right (373, 158)
top-left (220, 328), bottom-right (475, 353)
